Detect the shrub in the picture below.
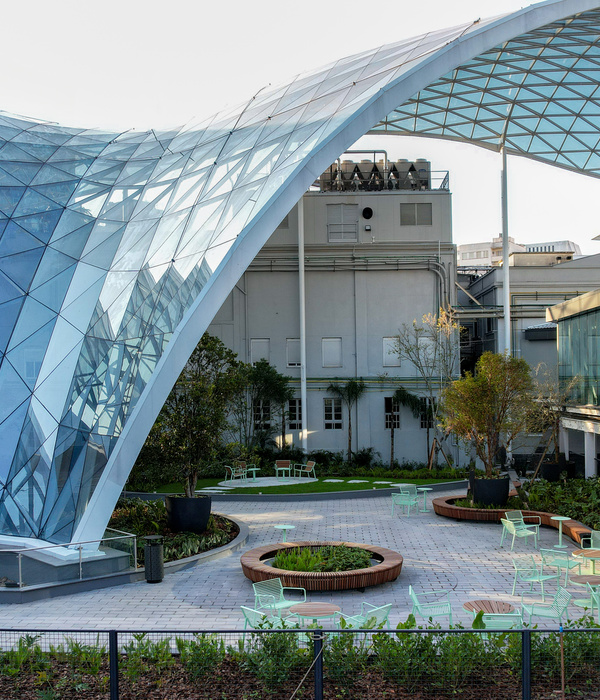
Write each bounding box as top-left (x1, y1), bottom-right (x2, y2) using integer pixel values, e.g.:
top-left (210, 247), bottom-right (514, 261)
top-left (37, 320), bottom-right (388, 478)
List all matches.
top-left (272, 545), bottom-right (372, 572)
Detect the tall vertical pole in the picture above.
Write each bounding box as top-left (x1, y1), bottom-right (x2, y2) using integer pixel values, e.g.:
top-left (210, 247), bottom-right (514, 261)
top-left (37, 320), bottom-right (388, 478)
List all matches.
top-left (298, 198), bottom-right (308, 452)
top-left (501, 146), bottom-right (511, 355)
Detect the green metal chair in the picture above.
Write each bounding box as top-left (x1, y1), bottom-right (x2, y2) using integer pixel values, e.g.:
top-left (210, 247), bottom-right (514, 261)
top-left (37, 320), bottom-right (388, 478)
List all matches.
top-left (333, 602), bottom-right (392, 629)
top-left (224, 463), bottom-right (247, 483)
top-left (391, 484), bottom-right (419, 516)
top-left (293, 461), bottom-right (316, 478)
top-left (252, 578), bottom-right (306, 616)
top-left (409, 585), bottom-right (453, 626)
top-left (580, 529), bottom-right (600, 550)
top-left (540, 548), bottom-right (582, 586)
top-left (587, 583), bottom-right (600, 622)
top-left (500, 518), bottom-right (538, 550)
top-left (521, 586), bottom-right (572, 625)
top-left (511, 556), bottom-right (558, 601)
top-left (504, 510), bottom-right (541, 535)
top-left (480, 611), bottom-right (523, 629)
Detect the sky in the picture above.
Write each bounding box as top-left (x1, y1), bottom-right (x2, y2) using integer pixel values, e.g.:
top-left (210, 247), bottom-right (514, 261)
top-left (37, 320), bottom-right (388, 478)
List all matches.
top-left (1, 0), bottom-right (599, 254)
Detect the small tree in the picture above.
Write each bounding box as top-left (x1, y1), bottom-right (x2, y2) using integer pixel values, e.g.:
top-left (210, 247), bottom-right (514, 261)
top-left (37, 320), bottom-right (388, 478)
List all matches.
top-left (440, 352), bottom-right (533, 477)
top-left (248, 359), bottom-right (295, 448)
top-left (393, 306), bottom-right (460, 459)
top-left (528, 363), bottom-right (579, 464)
top-left (152, 333), bottom-right (245, 496)
top-left (327, 379), bottom-right (366, 464)
top-left (388, 386), bottom-right (422, 468)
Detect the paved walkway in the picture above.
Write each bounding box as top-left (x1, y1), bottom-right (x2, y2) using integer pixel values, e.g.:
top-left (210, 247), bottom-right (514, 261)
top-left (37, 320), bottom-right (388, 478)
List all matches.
top-left (0, 488), bottom-right (589, 631)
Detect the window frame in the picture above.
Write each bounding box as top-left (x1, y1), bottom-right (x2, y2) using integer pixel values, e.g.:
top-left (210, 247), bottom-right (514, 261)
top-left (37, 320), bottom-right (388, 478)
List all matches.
top-left (324, 397), bottom-right (343, 430)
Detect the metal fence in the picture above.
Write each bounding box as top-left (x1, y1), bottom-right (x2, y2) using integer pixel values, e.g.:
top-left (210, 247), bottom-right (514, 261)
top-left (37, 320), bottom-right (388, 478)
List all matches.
top-left (1, 626), bottom-right (599, 699)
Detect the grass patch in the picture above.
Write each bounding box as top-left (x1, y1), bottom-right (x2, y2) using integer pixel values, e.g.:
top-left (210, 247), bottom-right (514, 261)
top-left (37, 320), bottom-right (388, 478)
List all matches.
top-left (142, 476), bottom-right (463, 496)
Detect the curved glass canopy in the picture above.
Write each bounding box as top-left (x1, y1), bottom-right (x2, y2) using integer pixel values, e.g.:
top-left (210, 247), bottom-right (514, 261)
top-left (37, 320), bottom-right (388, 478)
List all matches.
top-left (0, 0), bottom-right (599, 544)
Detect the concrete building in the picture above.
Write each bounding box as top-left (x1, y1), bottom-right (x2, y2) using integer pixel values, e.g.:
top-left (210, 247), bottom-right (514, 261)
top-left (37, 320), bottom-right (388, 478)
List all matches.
top-left (457, 253), bottom-right (600, 375)
top-left (547, 289), bottom-right (600, 477)
top-left (208, 155), bottom-right (458, 464)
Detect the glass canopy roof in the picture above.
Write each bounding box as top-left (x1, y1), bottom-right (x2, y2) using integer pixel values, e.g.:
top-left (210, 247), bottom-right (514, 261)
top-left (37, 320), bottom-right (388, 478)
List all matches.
top-left (0, 0), bottom-right (599, 544)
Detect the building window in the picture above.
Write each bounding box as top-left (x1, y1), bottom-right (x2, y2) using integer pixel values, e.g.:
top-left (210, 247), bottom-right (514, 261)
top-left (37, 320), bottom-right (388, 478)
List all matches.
top-left (384, 397), bottom-right (400, 429)
top-left (288, 398), bottom-right (302, 429)
top-left (324, 398), bottom-right (342, 429)
top-left (253, 400), bottom-right (271, 431)
top-left (286, 338), bottom-right (301, 367)
top-left (250, 338), bottom-right (269, 364)
top-left (400, 202), bottom-right (432, 226)
top-left (382, 337), bottom-right (400, 367)
top-left (322, 337), bottom-right (342, 367)
top-left (420, 397), bottom-right (436, 429)
top-left (327, 203), bottom-right (358, 242)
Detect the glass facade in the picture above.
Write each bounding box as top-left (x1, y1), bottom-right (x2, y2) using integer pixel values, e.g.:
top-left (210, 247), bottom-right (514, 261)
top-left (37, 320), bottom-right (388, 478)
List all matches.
top-left (1, 1), bottom-right (599, 543)
top-left (558, 309), bottom-right (600, 406)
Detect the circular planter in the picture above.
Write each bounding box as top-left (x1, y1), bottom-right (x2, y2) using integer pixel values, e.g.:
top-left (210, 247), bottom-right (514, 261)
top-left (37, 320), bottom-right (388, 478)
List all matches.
top-left (472, 477), bottom-right (510, 507)
top-left (240, 540), bottom-right (402, 591)
top-left (165, 495), bottom-right (212, 534)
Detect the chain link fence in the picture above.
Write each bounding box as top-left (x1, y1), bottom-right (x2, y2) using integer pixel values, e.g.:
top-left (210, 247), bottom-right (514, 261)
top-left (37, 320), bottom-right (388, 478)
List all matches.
top-left (1, 626), bottom-right (599, 699)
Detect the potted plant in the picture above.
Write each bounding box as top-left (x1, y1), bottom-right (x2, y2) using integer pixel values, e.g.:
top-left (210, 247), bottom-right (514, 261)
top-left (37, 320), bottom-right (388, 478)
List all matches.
top-left (149, 333), bottom-right (246, 533)
top-left (440, 352), bottom-right (533, 507)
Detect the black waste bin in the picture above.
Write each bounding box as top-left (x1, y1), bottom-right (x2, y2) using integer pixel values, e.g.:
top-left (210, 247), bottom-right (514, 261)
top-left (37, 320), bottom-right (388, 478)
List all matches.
top-left (144, 535), bottom-right (164, 583)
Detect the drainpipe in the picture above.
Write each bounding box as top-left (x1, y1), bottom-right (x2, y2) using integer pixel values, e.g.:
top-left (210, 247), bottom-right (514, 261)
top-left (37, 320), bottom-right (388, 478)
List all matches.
top-left (501, 147), bottom-right (511, 355)
top-left (298, 199), bottom-right (308, 452)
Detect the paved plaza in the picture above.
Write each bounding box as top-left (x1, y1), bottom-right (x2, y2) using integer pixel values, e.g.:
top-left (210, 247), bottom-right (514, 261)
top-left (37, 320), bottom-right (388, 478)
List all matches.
top-left (0, 488), bottom-right (588, 631)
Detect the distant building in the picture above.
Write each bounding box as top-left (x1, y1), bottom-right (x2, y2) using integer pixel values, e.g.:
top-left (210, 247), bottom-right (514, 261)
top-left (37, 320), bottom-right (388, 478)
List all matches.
top-left (457, 237), bottom-right (581, 267)
top-left (208, 154), bottom-right (460, 464)
top-left (547, 289), bottom-right (600, 478)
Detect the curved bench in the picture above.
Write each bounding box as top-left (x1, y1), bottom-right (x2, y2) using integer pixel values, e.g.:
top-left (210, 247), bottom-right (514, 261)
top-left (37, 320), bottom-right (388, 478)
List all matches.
top-left (432, 495), bottom-right (591, 545)
top-left (240, 540), bottom-right (403, 591)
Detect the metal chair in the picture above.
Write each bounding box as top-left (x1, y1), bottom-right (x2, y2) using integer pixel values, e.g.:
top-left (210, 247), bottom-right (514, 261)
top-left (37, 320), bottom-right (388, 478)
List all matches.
top-left (504, 510), bottom-right (541, 535)
top-left (480, 611), bottom-right (523, 629)
top-left (500, 518), bottom-right (538, 551)
top-left (521, 586), bottom-right (572, 625)
top-left (409, 585), bottom-right (453, 626)
top-left (580, 529), bottom-right (600, 550)
top-left (293, 461), bottom-right (316, 478)
top-left (252, 578), bottom-right (306, 616)
top-left (540, 548), bottom-right (582, 586)
top-left (333, 602), bottom-right (392, 629)
top-left (224, 463), bottom-right (247, 483)
top-left (587, 583), bottom-right (600, 622)
top-left (391, 484), bottom-right (419, 516)
top-left (511, 556), bottom-right (558, 601)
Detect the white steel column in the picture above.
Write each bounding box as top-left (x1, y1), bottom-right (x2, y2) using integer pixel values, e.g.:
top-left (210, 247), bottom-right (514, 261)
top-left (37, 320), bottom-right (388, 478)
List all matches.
top-left (298, 198), bottom-right (308, 452)
top-left (501, 147), bottom-right (511, 355)
top-left (584, 431), bottom-right (596, 478)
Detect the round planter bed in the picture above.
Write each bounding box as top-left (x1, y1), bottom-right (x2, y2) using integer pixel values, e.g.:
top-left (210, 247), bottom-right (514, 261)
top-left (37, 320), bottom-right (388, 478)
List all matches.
top-left (240, 540), bottom-right (403, 591)
top-left (432, 495), bottom-right (591, 545)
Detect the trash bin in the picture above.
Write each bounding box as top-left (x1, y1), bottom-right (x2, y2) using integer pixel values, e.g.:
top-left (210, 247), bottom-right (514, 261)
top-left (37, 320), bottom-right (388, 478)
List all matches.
top-left (144, 535), bottom-right (164, 583)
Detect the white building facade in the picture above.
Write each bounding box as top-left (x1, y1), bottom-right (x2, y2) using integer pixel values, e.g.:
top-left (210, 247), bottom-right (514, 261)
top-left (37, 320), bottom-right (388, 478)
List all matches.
top-left (208, 157), bottom-right (458, 465)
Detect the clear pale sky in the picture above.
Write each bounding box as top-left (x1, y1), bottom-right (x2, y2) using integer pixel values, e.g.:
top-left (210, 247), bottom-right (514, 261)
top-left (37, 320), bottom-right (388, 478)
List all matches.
top-left (1, 0), bottom-right (599, 254)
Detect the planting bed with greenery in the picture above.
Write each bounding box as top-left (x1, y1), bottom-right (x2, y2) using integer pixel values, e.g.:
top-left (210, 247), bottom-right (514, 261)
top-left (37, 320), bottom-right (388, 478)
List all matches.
top-left (272, 544), bottom-right (372, 572)
top-left (109, 498), bottom-right (238, 565)
top-left (525, 476), bottom-right (600, 530)
top-left (3, 615), bottom-right (600, 699)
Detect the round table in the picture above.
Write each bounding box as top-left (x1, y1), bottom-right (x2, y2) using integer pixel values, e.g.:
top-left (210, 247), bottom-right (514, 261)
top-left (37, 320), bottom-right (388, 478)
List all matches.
top-left (274, 524), bottom-right (295, 543)
top-left (573, 548), bottom-right (600, 574)
top-left (289, 602), bottom-right (341, 626)
top-left (569, 574), bottom-right (600, 607)
top-left (463, 599), bottom-right (515, 615)
top-left (550, 515), bottom-right (571, 549)
top-left (417, 487), bottom-right (433, 513)
top-left (247, 467), bottom-right (260, 482)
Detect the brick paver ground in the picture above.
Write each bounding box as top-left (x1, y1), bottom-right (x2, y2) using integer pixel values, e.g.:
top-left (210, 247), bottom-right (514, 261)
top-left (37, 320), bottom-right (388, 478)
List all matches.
top-left (0, 488), bottom-right (589, 631)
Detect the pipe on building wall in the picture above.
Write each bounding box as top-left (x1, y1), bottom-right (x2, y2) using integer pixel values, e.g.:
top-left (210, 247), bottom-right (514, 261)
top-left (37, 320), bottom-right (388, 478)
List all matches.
top-left (298, 199), bottom-right (308, 452)
top-left (501, 146), bottom-right (511, 355)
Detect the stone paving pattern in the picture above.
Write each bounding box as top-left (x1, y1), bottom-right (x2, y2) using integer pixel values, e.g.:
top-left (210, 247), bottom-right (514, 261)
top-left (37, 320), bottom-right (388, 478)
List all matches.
top-left (0, 488), bottom-right (590, 631)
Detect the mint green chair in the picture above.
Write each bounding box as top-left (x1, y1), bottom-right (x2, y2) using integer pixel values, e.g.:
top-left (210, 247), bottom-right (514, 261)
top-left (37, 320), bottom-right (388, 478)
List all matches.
top-left (480, 611), bottom-right (523, 629)
top-left (252, 578), bottom-right (306, 616)
top-left (333, 602), bottom-right (392, 629)
top-left (580, 529), bottom-right (600, 549)
top-left (409, 585), bottom-right (453, 626)
top-left (294, 461), bottom-right (316, 478)
top-left (391, 485), bottom-right (419, 516)
top-left (540, 548), bottom-right (581, 586)
top-left (521, 586), bottom-right (572, 625)
top-left (587, 583), bottom-right (600, 622)
top-left (511, 556), bottom-right (558, 601)
top-left (500, 518), bottom-right (537, 550)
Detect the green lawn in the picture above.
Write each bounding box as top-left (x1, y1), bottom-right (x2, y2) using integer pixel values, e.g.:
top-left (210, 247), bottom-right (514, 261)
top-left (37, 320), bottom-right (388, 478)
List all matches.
top-left (143, 476), bottom-right (462, 496)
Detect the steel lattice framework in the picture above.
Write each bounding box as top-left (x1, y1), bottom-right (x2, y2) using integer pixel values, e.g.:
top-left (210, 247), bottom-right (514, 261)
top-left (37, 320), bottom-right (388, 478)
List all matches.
top-left (0, 0), bottom-right (598, 545)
